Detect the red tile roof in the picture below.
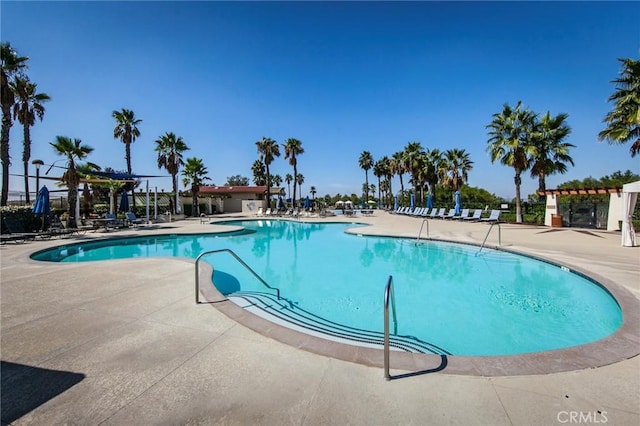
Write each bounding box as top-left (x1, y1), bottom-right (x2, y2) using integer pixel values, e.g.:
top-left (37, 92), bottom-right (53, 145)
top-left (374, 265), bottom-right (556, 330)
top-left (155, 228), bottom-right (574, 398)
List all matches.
top-left (199, 186), bottom-right (267, 195)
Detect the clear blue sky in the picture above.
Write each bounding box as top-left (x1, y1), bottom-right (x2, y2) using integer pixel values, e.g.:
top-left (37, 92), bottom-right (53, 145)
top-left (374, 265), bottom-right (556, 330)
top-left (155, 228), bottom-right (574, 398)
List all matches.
top-left (2, 1), bottom-right (639, 200)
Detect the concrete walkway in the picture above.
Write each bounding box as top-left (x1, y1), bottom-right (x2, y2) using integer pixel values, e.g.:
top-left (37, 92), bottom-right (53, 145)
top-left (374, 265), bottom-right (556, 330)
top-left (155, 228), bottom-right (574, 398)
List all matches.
top-left (1, 213), bottom-right (639, 425)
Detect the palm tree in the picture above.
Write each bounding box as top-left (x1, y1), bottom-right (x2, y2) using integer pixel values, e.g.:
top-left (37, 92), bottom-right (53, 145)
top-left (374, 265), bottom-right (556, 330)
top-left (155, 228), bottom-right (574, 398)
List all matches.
top-left (1, 42), bottom-right (29, 206)
top-left (50, 136), bottom-right (94, 228)
top-left (181, 157), bottom-right (210, 217)
top-left (272, 174), bottom-right (283, 190)
top-left (154, 132), bottom-right (189, 214)
top-left (530, 111), bottom-right (574, 196)
top-left (599, 58), bottom-right (640, 157)
top-left (391, 151), bottom-right (406, 205)
top-left (358, 151), bottom-right (373, 201)
top-left (296, 173), bottom-right (304, 203)
top-left (251, 159), bottom-right (265, 185)
top-left (442, 148), bottom-right (473, 192)
top-left (486, 101), bottom-right (536, 222)
top-left (403, 142), bottom-right (425, 203)
top-left (310, 185), bottom-right (317, 201)
top-left (255, 137), bottom-right (280, 202)
top-left (422, 148), bottom-right (442, 202)
top-left (285, 173), bottom-right (293, 200)
top-left (113, 108), bottom-right (142, 206)
top-left (284, 138), bottom-right (304, 208)
top-left (373, 157), bottom-right (388, 206)
top-left (10, 76), bottom-right (50, 203)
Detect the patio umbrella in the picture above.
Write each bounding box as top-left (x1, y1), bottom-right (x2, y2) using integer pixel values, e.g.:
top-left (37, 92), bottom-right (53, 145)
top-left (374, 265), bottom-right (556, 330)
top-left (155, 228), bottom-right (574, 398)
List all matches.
top-left (119, 191), bottom-right (130, 212)
top-left (410, 194), bottom-right (415, 210)
top-left (454, 190), bottom-right (461, 215)
top-left (32, 185), bottom-right (50, 231)
top-left (303, 196), bottom-right (310, 209)
top-left (394, 196), bottom-right (398, 211)
top-left (426, 193), bottom-right (433, 209)
top-left (277, 196), bottom-right (284, 210)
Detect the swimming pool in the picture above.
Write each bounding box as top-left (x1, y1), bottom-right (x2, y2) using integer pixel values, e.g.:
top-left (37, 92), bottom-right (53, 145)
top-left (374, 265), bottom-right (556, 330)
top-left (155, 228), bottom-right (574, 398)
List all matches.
top-left (31, 220), bottom-right (623, 357)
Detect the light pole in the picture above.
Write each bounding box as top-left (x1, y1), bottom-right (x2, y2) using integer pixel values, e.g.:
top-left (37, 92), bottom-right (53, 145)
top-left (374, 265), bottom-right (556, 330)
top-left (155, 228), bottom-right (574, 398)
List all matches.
top-left (32, 159), bottom-right (44, 196)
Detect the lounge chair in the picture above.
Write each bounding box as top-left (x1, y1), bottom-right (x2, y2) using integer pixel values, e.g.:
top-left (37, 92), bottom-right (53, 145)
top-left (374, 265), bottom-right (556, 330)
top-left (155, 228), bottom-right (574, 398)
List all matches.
top-left (264, 208), bottom-right (272, 216)
top-left (420, 208), bottom-right (432, 217)
top-left (126, 212), bottom-right (144, 227)
top-left (2, 216), bottom-right (49, 240)
top-left (256, 207), bottom-right (264, 217)
top-left (433, 208), bottom-right (447, 219)
top-left (463, 209), bottom-right (482, 221)
top-left (442, 209), bottom-right (457, 219)
top-left (428, 208), bottom-right (441, 219)
top-left (453, 208), bottom-right (470, 220)
top-left (480, 209), bottom-right (501, 223)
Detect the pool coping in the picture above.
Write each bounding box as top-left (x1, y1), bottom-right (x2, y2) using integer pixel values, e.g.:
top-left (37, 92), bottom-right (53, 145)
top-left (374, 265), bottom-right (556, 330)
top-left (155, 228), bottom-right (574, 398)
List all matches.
top-left (196, 222), bottom-right (640, 377)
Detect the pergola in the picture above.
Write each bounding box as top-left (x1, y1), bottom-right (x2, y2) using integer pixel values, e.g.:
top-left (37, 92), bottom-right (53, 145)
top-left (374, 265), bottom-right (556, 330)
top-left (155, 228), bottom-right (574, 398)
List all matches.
top-left (538, 185), bottom-right (638, 247)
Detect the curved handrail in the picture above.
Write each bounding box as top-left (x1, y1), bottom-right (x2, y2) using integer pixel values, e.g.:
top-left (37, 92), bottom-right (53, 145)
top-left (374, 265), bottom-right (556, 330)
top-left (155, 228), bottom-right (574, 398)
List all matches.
top-left (416, 219), bottom-right (429, 244)
top-left (477, 222), bottom-right (501, 254)
top-left (195, 248), bottom-right (280, 304)
top-left (384, 275), bottom-right (398, 381)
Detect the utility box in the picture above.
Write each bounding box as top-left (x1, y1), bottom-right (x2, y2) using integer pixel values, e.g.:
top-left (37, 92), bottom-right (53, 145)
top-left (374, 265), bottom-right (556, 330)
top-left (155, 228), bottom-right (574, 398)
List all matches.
top-left (551, 214), bottom-right (563, 228)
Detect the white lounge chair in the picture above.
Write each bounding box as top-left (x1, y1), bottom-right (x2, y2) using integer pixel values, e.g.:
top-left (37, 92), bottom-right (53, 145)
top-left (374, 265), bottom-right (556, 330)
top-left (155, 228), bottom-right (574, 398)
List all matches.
top-left (256, 207), bottom-right (264, 217)
top-left (463, 209), bottom-right (482, 221)
top-left (453, 208), bottom-right (469, 220)
top-left (481, 209), bottom-right (501, 223)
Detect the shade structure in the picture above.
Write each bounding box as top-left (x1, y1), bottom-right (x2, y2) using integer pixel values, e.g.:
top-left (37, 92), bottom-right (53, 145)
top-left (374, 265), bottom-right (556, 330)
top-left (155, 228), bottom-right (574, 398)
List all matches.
top-left (426, 194), bottom-right (433, 209)
top-left (119, 191), bottom-right (130, 212)
top-left (621, 180), bottom-right (639, 247)
top-left (454, 191), bottom-right (461, 215)
top-left (32, 186), bottom-right (50, 231)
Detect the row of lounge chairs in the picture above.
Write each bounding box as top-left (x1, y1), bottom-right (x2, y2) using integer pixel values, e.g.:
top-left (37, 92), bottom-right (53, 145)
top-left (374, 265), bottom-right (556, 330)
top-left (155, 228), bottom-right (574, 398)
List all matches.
top-left (1, 216), bottom-right (88, 243)
top-left (391, 207), bottom-right (501, 222)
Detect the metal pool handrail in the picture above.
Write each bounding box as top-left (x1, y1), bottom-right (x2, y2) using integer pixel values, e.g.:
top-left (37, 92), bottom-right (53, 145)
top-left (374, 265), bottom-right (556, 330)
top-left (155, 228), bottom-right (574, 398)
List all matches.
top-left (478, 222), bottom-right (501, 254)
top-left (195, 248), bottom-right (280, 304)
top-left (416, 218), bottom-right (430, 244)
top-left (384, 275), bottom-right (398, 381)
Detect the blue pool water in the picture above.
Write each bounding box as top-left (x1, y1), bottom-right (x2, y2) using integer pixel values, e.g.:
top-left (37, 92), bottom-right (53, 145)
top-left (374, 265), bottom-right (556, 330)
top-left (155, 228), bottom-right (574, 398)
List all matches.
top-left (31, 220), bottom-right (622, 356)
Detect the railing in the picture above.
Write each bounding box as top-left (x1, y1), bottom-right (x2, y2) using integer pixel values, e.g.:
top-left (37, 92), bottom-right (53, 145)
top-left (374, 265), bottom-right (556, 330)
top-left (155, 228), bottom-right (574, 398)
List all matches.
top-left (384, 275), bottom-right (398, 381)
top-left (195, 248), bottom-right (280, 304)
top-left (477, 222), bottom-right (501, 254)
top-left (416, 219), bottom-right (430, 244)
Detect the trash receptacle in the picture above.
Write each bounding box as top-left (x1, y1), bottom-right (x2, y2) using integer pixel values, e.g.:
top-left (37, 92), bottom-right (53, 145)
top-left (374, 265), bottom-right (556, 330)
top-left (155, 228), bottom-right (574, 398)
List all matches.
top-left (551, 214), bottom-right (563, 228)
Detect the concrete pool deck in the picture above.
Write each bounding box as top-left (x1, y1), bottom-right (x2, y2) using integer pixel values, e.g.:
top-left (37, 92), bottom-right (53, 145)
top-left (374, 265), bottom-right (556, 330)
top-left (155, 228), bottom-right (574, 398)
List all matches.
top-left (1, 212), bottom-right (639, 425)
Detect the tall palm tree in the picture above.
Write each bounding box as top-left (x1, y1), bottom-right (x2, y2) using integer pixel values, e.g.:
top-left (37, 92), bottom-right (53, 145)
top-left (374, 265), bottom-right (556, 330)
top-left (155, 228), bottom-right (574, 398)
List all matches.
top-left (113, 108), bottom-right (142, 206)
top-left (422, 148), bottom-right (442, 202)
top-left (358, 151), bottom-right (373, 201)
top-left (181, 157), bottom-right (210, 217)
top-left (154, 132), bottom-right (189, 214)
top-left (11, 76), bottom-right (50, 203)
top-left (598, 58), bottom-right (640, 157)
top-left (283, 138), bottom-right (304, 208)
top-left (296, 173), bottom-right (304, 203)
top-left (50, 136), bottom-right (94, 228)
top-left (251, 159), bottom-right (265, 185)
top-left (285, 173), bottom-right (293, 199)
top-left (1, 42), bottom-right (29, 206)
top-left (373, 157), bottom-right (388, 206)
top-left (272, 174), bottom-right (283, 190)
top-left (530, 111), bottom-right (574, 196)
top-left (391, 151), bottom-right (406, 205)
top-left (441, 148), bottom-right (473, 191)
top-left (310, 185), bottom-right (317, 201)
top-left (486, 101), bottom-right (536, 222)
top-left (255, 137), bottom-right (280, 202)
top-left (403, 142), bottom-right (425, 203)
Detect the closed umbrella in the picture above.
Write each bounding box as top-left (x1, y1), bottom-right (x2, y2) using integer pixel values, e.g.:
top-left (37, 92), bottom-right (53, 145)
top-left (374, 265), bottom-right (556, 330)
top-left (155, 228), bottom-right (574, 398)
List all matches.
top-left (410, 194), bottom-right (415, 210)
top-left (303, 196), bottom-right (310, 210)
top-left (426, 193), bottom-right (433, 209)
top-left (277, 196), bottom-right (284, 210)
top-left (394, 196), bottom-right (398, 211)
top-left (32, 185), bottom-right (50, 231)
top-left (119, 191), bottom-right (130, 212)
top-left (454, 190), bottom-right (461, 215)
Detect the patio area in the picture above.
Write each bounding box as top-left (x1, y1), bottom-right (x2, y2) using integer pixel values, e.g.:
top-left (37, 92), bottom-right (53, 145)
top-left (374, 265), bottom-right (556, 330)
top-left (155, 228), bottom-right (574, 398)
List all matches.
top-left (1, 213), bottom-right (638, 425)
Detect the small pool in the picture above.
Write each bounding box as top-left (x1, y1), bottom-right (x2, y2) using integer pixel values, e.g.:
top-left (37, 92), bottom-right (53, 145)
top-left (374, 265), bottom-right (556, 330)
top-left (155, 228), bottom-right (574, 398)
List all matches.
top-left (31, 220), bottom-right (623, 356)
